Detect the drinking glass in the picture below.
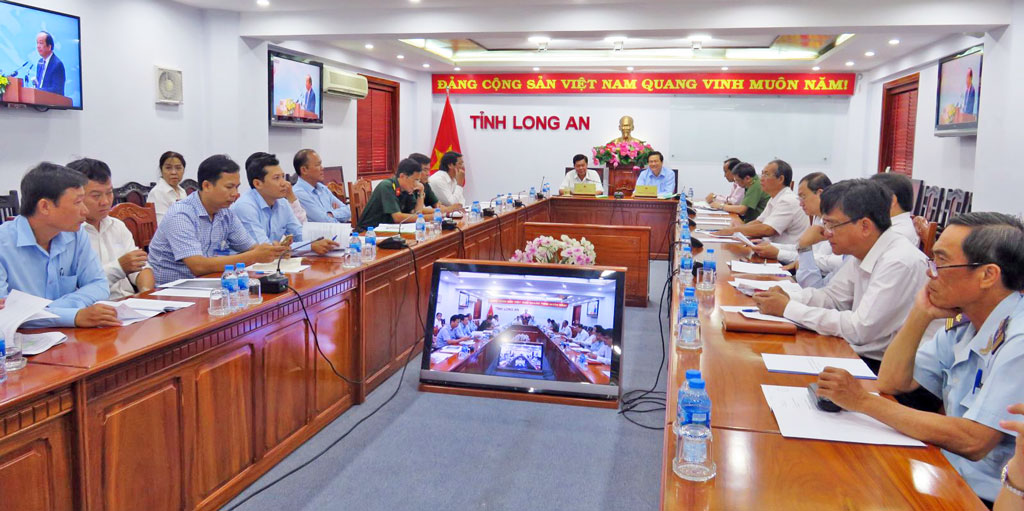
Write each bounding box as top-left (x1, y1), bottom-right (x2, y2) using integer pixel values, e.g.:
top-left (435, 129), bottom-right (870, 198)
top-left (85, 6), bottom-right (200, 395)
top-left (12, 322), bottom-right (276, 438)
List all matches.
top-left (208, 289), bottom-right (229, 316)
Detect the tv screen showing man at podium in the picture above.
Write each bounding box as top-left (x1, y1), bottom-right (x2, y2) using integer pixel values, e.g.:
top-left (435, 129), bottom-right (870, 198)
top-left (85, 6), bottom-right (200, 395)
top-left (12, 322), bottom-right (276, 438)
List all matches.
top-left (0, 1), bottom-right (82, 109)
top-left (268, 51), bottom-right (323, 128)
top-left (421, 260), bottom-right (625, 400)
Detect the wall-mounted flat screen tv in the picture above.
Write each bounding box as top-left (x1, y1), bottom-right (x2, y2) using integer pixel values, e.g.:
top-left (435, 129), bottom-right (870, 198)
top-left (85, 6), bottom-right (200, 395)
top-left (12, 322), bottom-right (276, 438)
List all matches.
top-left (269, 50), bottom-right (323, 128)
top-left (935, 45), bottom-right (982, 137)
top-left (421, 259), bottom-right (625, 401)
top-left (0, 0), bottom-right (82, 109)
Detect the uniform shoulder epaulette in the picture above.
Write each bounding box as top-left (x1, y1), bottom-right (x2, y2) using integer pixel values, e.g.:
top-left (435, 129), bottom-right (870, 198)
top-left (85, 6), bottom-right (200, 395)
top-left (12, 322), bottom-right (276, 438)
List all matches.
top-left (946, 313), bottom-right (970, 331)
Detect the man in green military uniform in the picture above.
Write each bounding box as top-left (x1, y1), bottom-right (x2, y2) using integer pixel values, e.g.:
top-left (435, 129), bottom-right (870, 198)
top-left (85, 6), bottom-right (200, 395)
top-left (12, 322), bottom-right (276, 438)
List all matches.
top-left (357, 158), bottom-right (425, 231)
top-left (710, 161), bottom-right (769, 223)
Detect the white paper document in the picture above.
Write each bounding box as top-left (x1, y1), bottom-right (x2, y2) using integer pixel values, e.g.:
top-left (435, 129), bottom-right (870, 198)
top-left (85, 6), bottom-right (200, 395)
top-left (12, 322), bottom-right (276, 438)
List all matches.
top-left (0, 289), bottom-right (58, 343)
top-left (732, 232), bottom-right (757, 247)
top-left (97, 301), bottom-right (161, 326)
top-left (729, 261), bottom-right (791, 276)
top-left (151, 288), bottom-right (212, 298)
top-left (429, 352), bottom-right (455, 364)
top-left (250, 257), bottom-right (306, 273)
top-left (695, 218), bottom-right (732, 226)
top-left (375, 223), bottom-right (416, 234)
top-left (761, 385), bottom-right (924, 447)
top-left (158, 278), bottom-right (221, 288)
top-left (302, 222), bottom-right (351, 242)
top-left (730, 278), bottom-right (802, 295)
top-left (762, 354), bottom-right (877, 379)
top-left (115, 299), bottom-right (194, 312)
top-left (740, 310), bottom-right (796, 325)
top-left (18, 332), bottom-right (67, 356)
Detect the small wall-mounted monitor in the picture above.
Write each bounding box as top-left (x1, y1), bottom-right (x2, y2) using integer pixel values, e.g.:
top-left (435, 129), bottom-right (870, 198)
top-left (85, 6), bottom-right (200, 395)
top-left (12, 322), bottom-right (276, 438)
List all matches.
top-left (0, 0), bottom-right (82, 109)
top-left (421, 259), bottom-right (625, 400)
top-left (269, 50), bottom-right (323, 128)
top-left (935, 45), bottom-right (982, 137)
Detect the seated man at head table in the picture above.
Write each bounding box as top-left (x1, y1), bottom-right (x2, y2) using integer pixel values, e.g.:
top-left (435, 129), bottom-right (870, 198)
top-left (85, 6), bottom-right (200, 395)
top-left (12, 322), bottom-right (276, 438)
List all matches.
top-left (490, 313), bottom-right (501, 329)
top-left (705, 157), bottom-right (745, 205)
top-left (0, 163), bottom-right (118, 327)
top-left (559, 154), bottom-right (604, 195)
top-left (995, 404), bottom-right (1024, 511)
top-left (710, 162), bottom-right (769, 223)
top-left (516, 311), bottom-right (538, 326)
top-left (752, 179), bottom-right (933, 373)
top-left (559, 320), bottom-right (572, 336)
top-left (813, 212), bottom-right (1024, 508)
top-left (428, 150), bottom-right (468, 207)
top-left (714, 159), bottom-right (809, 244)
top-left (148, 155), bottom-right (290, 285)
top-left (587, 326), bottom-right (612, 365)
top-left (230, 152), bottom-right (338, 255)
top-left (407, 153), bottom-right (464, 215)
top-left (67, 158), bottom-right (156, 300)
top-left (356, 158), bottom-right (428, 231)
top-left (433, 314), bottom-right (471, 349)
top-left (633, 151), bottom-right (676, 196)
top-left (292, 148), bottom-right (351, 223)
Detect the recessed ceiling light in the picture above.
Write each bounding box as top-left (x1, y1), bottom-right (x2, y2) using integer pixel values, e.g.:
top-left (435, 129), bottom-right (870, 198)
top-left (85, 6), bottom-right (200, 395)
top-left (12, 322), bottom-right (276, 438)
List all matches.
top-left (845, 61), bottom-right (855, 66)
top-left (864, 50), bottom-right (875, 57)
top-left (364, 43), bottom-right (374, 50)
top-left (626, 66), bottom-right (634, 71)
top-left (688, 34), bottom-right (712, 42)
top-left (888, 38), bottom-right (900, 45)
top-left (422, 63), bottom-right (430, 68)
top-left (256, 0), bottom-right (269, 6)
top-left (604, 35), bottom-right (627, 43)
top-left (396, 54), bottom-right (405, 59)
top-left (454, 66), bottom-right (461, 71)
top-left (532, 67), bottom-right (540, 71)
top-left (527, 36), bottom-right (551, 44)
top-left (812, 66), bottom-right (821, 71)
top-left (721, 66), bottom-right (729, 71)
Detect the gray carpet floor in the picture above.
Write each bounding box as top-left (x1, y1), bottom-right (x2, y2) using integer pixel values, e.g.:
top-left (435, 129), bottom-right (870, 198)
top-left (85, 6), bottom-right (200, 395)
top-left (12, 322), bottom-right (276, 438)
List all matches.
top-left (225, 261), bottom-right (673, 511)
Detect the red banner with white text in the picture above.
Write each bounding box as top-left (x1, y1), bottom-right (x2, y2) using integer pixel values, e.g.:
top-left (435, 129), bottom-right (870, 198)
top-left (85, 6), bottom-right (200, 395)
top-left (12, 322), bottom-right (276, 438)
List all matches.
top-left (433, 72), bottom-right (855, 96)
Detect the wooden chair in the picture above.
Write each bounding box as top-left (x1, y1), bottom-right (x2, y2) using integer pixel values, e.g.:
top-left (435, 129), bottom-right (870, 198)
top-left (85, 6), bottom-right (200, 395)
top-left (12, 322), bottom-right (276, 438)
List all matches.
top-left (109, 203), bottom-right (158, 250)
top-left (181, 179), bottom-right (200, 195)
top-left (921, 221), bottom-right (939, 258)
top-left (347, 179), bottom-right (373, 229)
top-left (113, 181), bottom-right (156, 206)
top-left (0, 190), bottom-right (19, 223)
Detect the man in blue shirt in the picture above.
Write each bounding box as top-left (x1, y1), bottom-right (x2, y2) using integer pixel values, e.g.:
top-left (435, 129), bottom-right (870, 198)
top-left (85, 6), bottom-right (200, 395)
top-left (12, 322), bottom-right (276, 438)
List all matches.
top-left (815, 212), bottom-right (1024, 506)
top-left (148, 155), bottom-right (289, 284)
top-left (0, 163), bottom-right (117, 328)
top-left (434, 315), bottom-right (469, 349)
top-left (292, 149), bottom-right (351, 223)
top-left (232, 152), bottom-right (338, 255)
top-left (455, 314), bottom-right (474, 338)
top-left (634, 151), bottom-right (676, 196)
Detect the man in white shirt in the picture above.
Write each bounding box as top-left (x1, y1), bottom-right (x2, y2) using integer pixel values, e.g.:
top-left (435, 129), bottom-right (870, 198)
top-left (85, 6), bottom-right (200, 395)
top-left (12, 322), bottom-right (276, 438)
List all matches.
top-left (67, 158), bottom-right (155, 300)
top-left (428, 151), bottom-right (468, 207)
top-left (752, 179), bottom-right (932, 371)
top-left (714, 160), bottom-right (809, 244)
top-left (559, 154), bottom-right (604, 195)
top-left (869, 172), bottom-right (920, 248)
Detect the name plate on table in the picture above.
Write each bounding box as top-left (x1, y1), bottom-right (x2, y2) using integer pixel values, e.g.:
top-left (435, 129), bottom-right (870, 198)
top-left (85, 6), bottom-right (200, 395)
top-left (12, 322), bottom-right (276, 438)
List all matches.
top-left (633, 185), bottom-right (658, 198)
top-left (572, 182), bottom-right (598, 195)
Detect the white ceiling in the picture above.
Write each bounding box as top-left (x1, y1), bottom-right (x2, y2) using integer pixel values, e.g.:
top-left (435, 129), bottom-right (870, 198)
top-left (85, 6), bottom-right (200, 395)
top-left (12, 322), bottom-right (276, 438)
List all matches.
top-left (172, 0), bottom-right (1009, 73)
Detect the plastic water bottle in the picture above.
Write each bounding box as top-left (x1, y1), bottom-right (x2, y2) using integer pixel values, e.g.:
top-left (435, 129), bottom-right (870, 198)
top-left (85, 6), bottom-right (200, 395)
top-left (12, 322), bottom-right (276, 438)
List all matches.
top-left (677, 287), bottom-right (701, 350)
top-left (680, 246), bottom-right (694, 286)
top-left (364, 227), bottom-right (377, 261)
top-left (674, 423), bottom-right (716, 482)
top-left (544, 182), bottom-right (552, 198)
top-left (221, 265), bottom-right (237, 311)
top-left (674, 372), bottom-right (702, 433)
top-left (471, 201), bottom-right (482, 222)
top-left (348, 231), bottom-right (362, 262)
top-left (687, 187), bottom-right (695, 200)
top-left (704, 248), bottom-right (717, 275)
top-left (506, 192), bottom-right (515, 209)
top-left (415, 213), bottom-right (426, 241)
top-left (433, 210), bottom-right (443, 237)
top-left (683, 379), bottom-right (712, 427)
top-left (0, 336), bottom-right (8, 383)
top-left (234, 263), bottom-right (249, 308)
top-left (529, 186), bottom-right (536, 202)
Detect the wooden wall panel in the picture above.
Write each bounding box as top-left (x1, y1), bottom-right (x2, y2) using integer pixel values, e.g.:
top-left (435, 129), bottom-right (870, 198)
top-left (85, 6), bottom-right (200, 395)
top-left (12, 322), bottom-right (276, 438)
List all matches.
top-left (0, 417), bottom-right (74, 511)
top-left (261, 318), bottom-right (309, 450)
top-left (194, 346), bottom-right (255, 498)
top-left (313, 295), bottom-right (356, 414)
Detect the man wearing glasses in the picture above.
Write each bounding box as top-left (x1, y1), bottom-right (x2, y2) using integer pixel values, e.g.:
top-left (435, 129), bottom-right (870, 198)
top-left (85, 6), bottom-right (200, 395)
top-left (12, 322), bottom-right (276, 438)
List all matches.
top-left (752, 179), bottom-right (931, 372)
top-left (713, 160), bottom-right (809, 244)
top-left (811, 212), bottom-right (1024, 508)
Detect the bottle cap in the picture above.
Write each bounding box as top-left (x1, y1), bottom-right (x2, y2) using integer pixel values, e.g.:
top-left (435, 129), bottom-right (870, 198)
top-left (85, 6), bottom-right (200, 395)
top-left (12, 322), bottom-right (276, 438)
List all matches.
top-left (683, 246), bottom-right (692, 253)
top-left (684, 287), bottom-right (696, 297)
top-left (689, 379), bottom-right (705, 390)
top-left (367, 227), bottom-right (374, 232)
top-left (225, 265), bottom-right (233, 271)
top-left (235, 263), bottom-right (245, 270)
top-left (707, 248), bottom-right (715, 254)
top-left (685, 369), bottom-right (701, 380)
top-left (418, 213), bottom-right (424, 218)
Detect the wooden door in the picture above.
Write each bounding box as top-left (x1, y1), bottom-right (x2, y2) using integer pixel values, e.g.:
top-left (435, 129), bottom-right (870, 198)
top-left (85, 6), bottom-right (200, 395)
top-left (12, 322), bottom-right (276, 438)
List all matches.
top-left (878, 73), bottom-right (919, 175)
top-left (573, 305), bottom-right (582, 324)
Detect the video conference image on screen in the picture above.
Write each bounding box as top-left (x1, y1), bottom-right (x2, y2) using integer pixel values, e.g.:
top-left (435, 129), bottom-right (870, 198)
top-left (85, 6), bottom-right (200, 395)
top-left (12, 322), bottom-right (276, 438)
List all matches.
top-left (421, 264), bottom-right (623, 399)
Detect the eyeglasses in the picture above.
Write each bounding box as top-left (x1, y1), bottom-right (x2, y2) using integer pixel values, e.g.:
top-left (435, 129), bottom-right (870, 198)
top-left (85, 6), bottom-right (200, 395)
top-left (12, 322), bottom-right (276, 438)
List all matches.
top-left (927, 259), bottom-right (984, 279)
top-left (822, 218), bottom-right (856, 233)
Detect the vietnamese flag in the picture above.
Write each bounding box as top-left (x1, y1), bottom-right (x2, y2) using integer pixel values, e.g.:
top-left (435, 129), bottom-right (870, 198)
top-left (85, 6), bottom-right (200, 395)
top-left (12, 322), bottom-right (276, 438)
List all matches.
top-left (429, 95), bottom-right (462, 175)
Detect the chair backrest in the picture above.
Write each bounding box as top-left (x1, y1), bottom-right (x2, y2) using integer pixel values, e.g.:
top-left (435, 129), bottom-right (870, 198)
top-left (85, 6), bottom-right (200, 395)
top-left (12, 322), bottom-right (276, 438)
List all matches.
top-left (347, 179), bottom-right (373, 229)
top-left (326, 182), bottom-right (348, 203)
top-left (921, 221), bottom-right (939, 258)
top-left (109, 202), bottom-right (158, 250)
top-left (181, 179), bottom-right (200, 195)
top-left (113, 181), bottom-right (156, 206)
top-left (0, 190), bottom-right (19, 223)
top-left (323, 166), bottom-right (345, 186)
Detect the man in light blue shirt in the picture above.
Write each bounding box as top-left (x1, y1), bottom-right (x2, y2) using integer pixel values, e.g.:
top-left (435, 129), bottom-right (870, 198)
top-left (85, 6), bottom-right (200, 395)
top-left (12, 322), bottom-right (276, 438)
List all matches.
top-left (292, 149), bottom-right (351, 223)
top-left (587, 326), bottom-right (612, 365)
top-left (456, 315), bottom-right (474, 337)
top-left (815, 212), bottom-right (1024, 506)
top-left (232, 153), bottom-right (338, 255)
top-left (434, 315), bottom-right (469, 349)
top-left (634, 151), bottom-right (676, 196)
top-left (0, 163), bottom-right (117, 328)
top-left (149, 155), bottom-right (289, 284)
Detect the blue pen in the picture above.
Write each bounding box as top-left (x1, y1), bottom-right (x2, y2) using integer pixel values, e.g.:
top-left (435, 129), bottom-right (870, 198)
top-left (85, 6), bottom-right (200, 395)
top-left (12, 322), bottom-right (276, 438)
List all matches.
top-left (973, 369), bottom-right (983, 394)
top-left (740, 308), bottom-right (759, 313)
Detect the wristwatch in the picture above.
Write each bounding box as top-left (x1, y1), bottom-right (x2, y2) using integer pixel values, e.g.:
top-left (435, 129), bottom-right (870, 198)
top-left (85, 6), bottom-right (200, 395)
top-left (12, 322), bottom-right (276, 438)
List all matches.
top-left (1003, 464), bottom-right (1024, 498)
top-left (796, 246), bottom-right (812, 254)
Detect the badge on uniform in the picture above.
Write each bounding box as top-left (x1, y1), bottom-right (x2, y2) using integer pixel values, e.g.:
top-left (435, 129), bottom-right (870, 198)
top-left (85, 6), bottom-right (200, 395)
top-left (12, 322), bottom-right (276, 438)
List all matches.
top-left (980, 316), bottom-right (1010, 355)
top-left (945, 313), bottom-right (970, 331)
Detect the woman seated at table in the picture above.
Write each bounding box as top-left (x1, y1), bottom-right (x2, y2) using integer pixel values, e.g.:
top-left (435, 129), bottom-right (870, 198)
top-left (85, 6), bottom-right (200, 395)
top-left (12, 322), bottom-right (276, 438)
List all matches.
top-left (586, 326), bottom-right (612, 365)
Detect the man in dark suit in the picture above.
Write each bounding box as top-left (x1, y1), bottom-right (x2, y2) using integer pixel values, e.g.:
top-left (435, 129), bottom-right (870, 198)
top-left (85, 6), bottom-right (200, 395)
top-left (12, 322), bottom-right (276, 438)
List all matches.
top-left (32, 31), bottom-right (65, 96)
top-left (302, 75), bottom-right (316, 113)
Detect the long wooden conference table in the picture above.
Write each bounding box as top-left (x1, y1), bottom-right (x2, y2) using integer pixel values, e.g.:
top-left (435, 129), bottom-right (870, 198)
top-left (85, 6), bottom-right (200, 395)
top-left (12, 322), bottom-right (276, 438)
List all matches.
top-left (659, 221), bottom-right (987, 510)
top-left (0, 195), bottom-right (672, 511)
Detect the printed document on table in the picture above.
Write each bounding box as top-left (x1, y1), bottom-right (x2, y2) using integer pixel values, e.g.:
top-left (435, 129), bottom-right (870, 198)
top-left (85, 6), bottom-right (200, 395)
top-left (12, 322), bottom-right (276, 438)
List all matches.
top-left (761, 385), bottom-right (924, 447)
top-left (762, 354), bottom-right (877, 379)
top-left (0, 289), bottom-right (58, 343)
top-left (740, 310), bottom-right (796, 324)
top-left (729, 261), bottom-right (791, 276)
top-left (730, 278), bottom-right (802, 294)
top-left (303, 222), bottom-right (351, 242)
top-left (250, 257), bottom-right (306, 273)
top-left (97, 301), bottom-right (161, 326)
top-left (152, 288), bottom-right (212, 298)
top-left (18, 332), bottom-right (67, 356)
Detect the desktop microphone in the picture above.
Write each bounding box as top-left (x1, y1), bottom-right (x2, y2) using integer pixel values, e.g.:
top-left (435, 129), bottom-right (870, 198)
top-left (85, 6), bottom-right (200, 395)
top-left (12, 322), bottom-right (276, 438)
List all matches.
top-left (8, 60), bottom-right (30, 78)
top-left (483, 195), bottom-right (499, 217)
top-left (378, 215), bottom-right (416, 249)
top-left (536, 176), bottom-right (546, 200)
top-left (513, 190), bottom-right (527, 208)
top-left (261, 237), bottom-right (320, 295)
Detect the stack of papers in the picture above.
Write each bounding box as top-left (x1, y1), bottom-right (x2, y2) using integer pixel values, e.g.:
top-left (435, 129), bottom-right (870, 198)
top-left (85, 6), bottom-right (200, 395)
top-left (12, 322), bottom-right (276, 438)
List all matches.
top-left (19, 332), bottom-right (67, 356)
top-left (154, 278), bottom-right (220, 298)
top-left (0, 290), bottom-right (67, 356)
top-left (303, 222), bottom-right (351, 242)
top-left (249, 257), bottom-right (308, 274)
top-left (729, 261), bottom-right (791, 276)
top-left (761, 354), bottom-right (877, 379)
top-left (720, 305), bottom-right (796, 324)
top-left (695, 216), bottom-right (732, 226)
top-left (97, 301), bottom-right (160, 326)
top-left (375, 223), bottom-right (416, 234)
top-left (429, 352), bottom-right (454, 364)
top-left (729, 278), bottom-right (802, 295)
top-left (761, 385), bottom-right (924, 446)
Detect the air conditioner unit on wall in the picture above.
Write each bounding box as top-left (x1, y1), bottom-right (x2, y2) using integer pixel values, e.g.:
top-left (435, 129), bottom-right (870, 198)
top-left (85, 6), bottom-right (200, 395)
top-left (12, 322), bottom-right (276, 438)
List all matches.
top-left (324, 66), bottom-right (368, 99)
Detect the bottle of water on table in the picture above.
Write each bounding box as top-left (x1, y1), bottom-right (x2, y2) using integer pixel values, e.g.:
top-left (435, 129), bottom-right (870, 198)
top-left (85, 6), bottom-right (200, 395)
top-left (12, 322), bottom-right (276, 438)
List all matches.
top-left (507, 192), bottom-right (515, 209)
top-left (680, 246), bottom-right (694, 287)
top-left (234, 263), bottom-right (249, 308)
top-left (415, 213), bottom-right (426, 241)
top-left (677, 287), bottom-right (701, 350)
top-left (0, 336), bottom-right (8, 382)
top-left (364, 227), bottom-right (377, 260)
top-left (347, 231), bottom-right (362, 267)
top-left (675, 371), bottom-right (702, 433)
top-left (221, 265), bottom-right (237, 311)
top-left (674, 378), bottom-right (715, 481)
top-left (433, 210), bottom-right (443, 238)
